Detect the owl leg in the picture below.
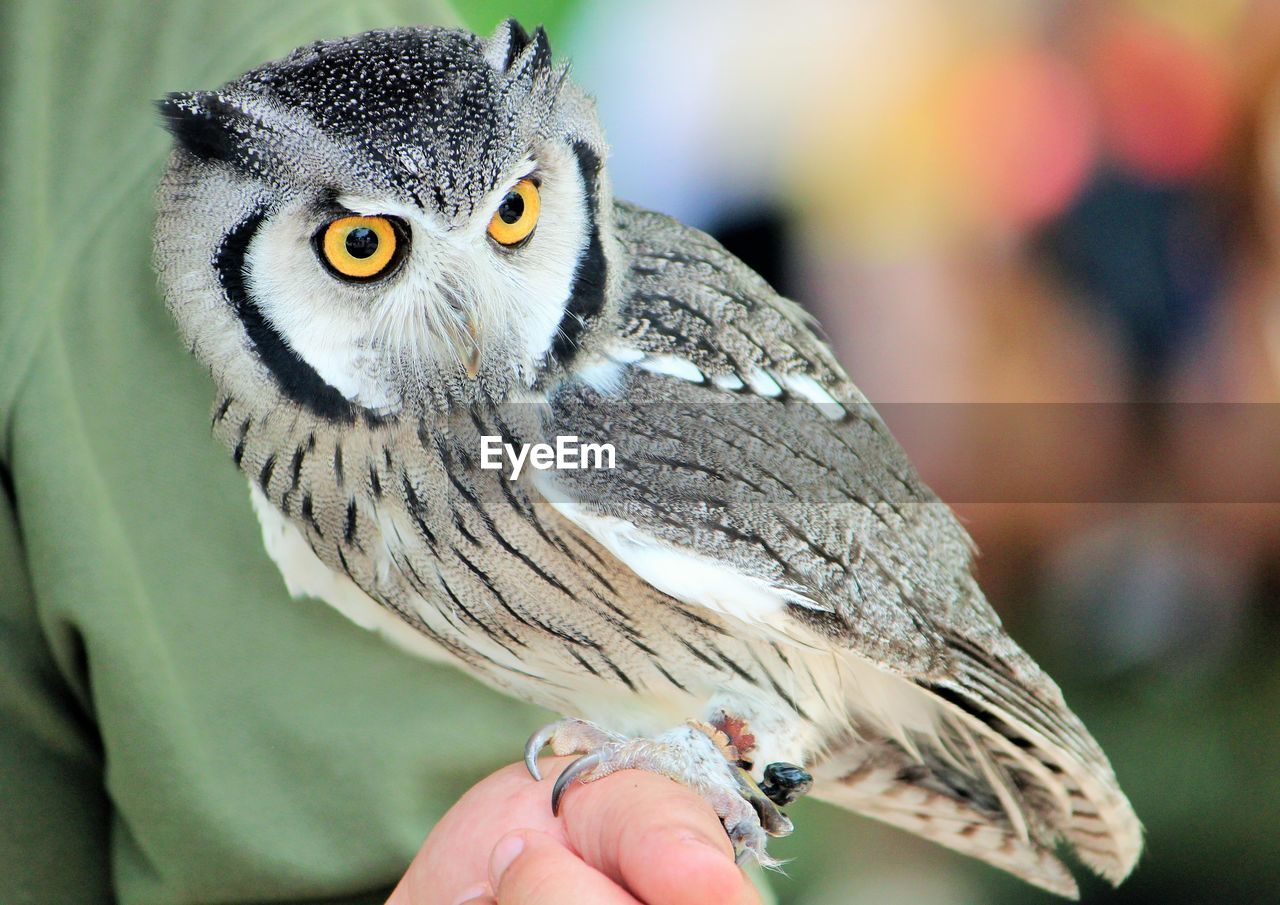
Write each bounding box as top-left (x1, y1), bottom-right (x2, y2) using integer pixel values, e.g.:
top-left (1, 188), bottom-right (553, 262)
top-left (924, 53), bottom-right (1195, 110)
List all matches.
top-left (523, 717), bottom-right (792, 866)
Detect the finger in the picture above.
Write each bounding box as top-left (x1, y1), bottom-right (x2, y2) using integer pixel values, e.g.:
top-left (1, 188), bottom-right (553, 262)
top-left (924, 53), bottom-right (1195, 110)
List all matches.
top-left (560, 770), bottom-right (761, 905)
top-left (398, 759), bottom-right (576, 905)
top-left (490, 830), bottom-right (643, 905)
top-left (448, 882), bottom-right (494, 905)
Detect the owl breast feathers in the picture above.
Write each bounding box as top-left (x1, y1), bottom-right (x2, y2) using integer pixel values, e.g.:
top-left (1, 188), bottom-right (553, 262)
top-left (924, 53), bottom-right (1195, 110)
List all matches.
top-left (153, 20), bottom-right (1140, 897)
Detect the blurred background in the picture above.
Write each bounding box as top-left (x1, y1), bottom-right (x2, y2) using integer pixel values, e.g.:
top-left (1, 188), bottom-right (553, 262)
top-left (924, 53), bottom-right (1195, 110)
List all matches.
top-left (502, 0), bottom-right (1280, 902)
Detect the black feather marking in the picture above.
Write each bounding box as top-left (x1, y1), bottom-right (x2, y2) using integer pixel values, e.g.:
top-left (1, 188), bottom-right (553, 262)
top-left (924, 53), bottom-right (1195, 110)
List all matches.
top-left (770, 642), bottom-right (791, 667)
top-left (551, 142), bottom-right (607, 364)
top-left (922, 683), bottom-right (1018, 739)
top-left (482, 520), bottom-right (576, 600)
top-left (333, 444), bottom-right (344, 487)
top-left (300, 493), bottom-right (323, 538)
top-left (672, 604), bottom-right (728, 635)
top-left (231, 418), bottom-right (250, 467)
top-left (711, 646), bottom-right (759, 686)
top-left (257, 454), bottom-right (275, 492)
top-left (212, 396), bottom-right (233, 425)
top-left (632, 290), bottom-right (718, 329)
top-left (508, 25), bottom-right (552, 80)
top-left (344, 499), bottom-right (358, 544)
top-left (437, 442), bottom-right (495, 535)
top-left (750, 651), bottom-right (810, 720)
top-left (677, 637), bottom-right (723, 672)
top-left (451, 544), bottom-right (595, 648)
top-left (598, 651), bottom-right (637, 691)
top-left (453, 512), bottom-right (480, 546)
top-left (156, 92), bottom-right (239, 163)
top-left (400, 473), bottom-right (438, 550)
top-left (558, 529), bottom-right (615, 575)
top-left (214, 210), bottom-right (379, 424)
top-left (438, 572), bottom-right (523, 650)
top-left (368, 464), bottom-right (382, 498)
top-left (528, 26), bottom-right (552, 72)
top-left (335, 545), bottom-right (354, 580)
top-left (289, 446), bottom-right (306, 490)
top-left (492, 471), bottom-right (578, 562)
top-left (395, 556), bottom-right (467, 634)
top-left (571, 549), bottom-right (620, 597)
top-left (652, 659), bottom-right (688, 691)
top-left (452, 546), bottom-right (536, 640)
top-left (568, 645), bottom-right (601, 677)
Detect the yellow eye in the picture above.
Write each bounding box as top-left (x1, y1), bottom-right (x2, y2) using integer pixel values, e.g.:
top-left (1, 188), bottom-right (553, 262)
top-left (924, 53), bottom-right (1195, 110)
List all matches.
top-left (318, 215), bottom-right (404, 280)
top-left (487, 179), bottom-right (540, 246)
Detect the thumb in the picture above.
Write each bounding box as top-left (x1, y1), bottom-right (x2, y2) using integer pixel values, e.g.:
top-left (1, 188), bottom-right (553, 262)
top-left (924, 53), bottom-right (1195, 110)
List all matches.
top-left (489, 830), bottom-right (643, 904)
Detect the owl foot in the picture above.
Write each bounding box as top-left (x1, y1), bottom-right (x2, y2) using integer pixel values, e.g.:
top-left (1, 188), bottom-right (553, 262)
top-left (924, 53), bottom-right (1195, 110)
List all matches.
top-left (524, 717), bottom-right (793, 866)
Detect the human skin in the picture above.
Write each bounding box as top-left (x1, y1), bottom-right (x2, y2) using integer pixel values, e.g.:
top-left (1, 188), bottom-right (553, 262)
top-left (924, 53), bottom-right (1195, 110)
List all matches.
top-left (388, 756), bottom-right (763, 905)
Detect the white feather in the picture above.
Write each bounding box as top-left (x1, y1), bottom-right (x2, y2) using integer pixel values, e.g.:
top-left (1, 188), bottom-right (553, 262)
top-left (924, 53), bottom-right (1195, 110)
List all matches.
top-left (711, 372), bottom-right (745, 391)
top-left (744, 368), bottom-right (783, 398)
top-left (573, 357), bottom-right (626, 394)
top-left (606, 345), bottom-right (645, 364)
top-left (248, 483), bottom-right (453, 664)
top-left (540, 495), bottom-right (799, 626)
top-left (777, 371), bottom-right (847, 420)
top-left (637, 354), bottom-right (705, 383)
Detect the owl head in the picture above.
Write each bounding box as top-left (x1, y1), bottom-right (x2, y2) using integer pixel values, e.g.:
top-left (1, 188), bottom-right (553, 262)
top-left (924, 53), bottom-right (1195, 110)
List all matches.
top-left (155, 21), bottom-right (611, 422)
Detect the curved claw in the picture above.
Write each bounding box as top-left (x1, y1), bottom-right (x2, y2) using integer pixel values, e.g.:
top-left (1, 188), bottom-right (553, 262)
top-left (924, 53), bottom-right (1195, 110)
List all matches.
top-left (524, 724), bottom-right (559, 782)
top-left (551, 752), bottom-right (602, 816)
top-left (734, 767), bottom-right (793, 837)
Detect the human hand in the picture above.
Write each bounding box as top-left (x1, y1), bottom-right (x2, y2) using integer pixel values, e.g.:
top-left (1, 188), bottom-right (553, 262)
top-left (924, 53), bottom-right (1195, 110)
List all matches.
top-left (388, 756), bottom-right (762, 905)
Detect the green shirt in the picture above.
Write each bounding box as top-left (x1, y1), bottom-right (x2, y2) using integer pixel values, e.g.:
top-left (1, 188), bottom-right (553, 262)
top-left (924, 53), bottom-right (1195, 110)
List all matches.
top-left (0, 2), bottom-right (574, 902)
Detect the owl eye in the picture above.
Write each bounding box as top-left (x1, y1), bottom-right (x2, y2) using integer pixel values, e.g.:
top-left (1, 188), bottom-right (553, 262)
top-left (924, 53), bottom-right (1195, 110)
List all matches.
top-left (487, 178), bottom-right (540, 247)
top-left (316, 215), bottom-right (407, 281)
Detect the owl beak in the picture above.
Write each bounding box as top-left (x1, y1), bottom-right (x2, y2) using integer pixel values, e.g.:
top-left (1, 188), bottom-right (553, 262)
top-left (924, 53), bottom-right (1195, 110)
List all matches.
top-left (463, 320), bottom-right (482, 379)
top-left (446, 318), bottom-right (482, 379)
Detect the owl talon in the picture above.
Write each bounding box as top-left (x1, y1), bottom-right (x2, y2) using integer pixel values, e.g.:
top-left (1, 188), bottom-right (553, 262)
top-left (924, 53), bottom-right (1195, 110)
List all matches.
top-left (551, 752), bottom-right (603, 815)
top-left (735, 767), bottom-right (794, 837)
top-left (520, 717), bottom-right (787, 867)
top-left (524, 718), bottom-right (624, 782)
top-left (524, 724), bottom-right (556, 781)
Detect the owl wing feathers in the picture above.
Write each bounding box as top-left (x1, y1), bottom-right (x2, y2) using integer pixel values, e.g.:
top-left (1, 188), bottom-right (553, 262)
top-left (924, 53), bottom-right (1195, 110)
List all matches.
top-left (533, 202), bottom-right (1140, 891)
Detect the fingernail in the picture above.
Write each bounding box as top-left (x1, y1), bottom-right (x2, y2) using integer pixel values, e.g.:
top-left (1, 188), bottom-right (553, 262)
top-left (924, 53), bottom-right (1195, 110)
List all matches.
top-left (489, 833), bottom-right (526, 886)
top-left (450, 882), bottom-right (489, 905)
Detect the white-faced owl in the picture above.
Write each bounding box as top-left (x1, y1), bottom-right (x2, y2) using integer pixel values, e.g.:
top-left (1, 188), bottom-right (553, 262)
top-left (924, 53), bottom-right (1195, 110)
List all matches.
top-left (154, 21), bottom-right (1140, 897)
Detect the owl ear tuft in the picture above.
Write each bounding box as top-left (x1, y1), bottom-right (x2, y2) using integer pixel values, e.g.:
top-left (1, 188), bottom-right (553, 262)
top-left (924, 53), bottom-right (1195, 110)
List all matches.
top-left (486, 18), bottom-right (532, 71)
top-left (486, 19), bottom-right (551, 80)
top-left (516, 26), bottom-right (553, 78)
top-left (156, 91), bottom-right (249, 163)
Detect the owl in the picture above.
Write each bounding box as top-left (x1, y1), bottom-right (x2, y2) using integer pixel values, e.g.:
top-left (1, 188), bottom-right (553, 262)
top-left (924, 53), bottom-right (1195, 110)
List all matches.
top-left (154, 21), bottom-right (1140, 897)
